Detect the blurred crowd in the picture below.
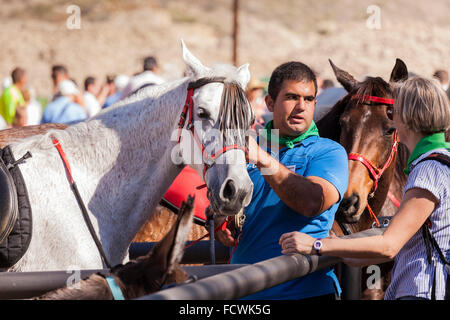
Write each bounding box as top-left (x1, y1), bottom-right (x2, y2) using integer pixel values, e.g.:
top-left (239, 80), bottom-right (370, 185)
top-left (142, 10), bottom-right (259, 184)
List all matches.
top-left (0, 55), bottom-right (163, 128)
top-left (1, 57), bottom-right (449, 130)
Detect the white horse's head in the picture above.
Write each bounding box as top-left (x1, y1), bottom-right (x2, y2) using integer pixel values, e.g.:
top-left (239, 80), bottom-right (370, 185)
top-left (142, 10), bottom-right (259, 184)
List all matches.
top-left (177, 40), bottom-right (254, 216)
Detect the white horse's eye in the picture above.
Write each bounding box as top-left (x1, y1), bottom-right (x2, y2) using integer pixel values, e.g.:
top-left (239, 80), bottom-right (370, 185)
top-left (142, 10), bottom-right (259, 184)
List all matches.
top-left (198, 108), bottom-right (210, 119)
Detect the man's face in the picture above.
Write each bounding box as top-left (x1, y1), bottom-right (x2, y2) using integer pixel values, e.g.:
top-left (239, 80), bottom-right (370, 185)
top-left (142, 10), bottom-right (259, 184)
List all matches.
top-left (88, 80), bottom-right (100, 95)
top-left (20, 73), bottom-right (28, 87)
top-left (265, 79), bottom-right (316, 137)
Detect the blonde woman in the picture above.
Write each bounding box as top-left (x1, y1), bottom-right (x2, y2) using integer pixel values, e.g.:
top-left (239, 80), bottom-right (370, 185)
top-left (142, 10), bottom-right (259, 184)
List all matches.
top-left (280, 76), bottom-right (450, 300)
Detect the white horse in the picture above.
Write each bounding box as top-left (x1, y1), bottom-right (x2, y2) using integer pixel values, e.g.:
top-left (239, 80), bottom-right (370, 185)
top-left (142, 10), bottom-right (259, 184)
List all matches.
top-left (6, 41), bottom-right (254, 271)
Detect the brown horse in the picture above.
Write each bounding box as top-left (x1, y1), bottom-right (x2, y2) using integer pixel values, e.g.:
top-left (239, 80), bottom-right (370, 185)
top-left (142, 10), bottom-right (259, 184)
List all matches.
top-left (316, 58), bottom-right (410, 299)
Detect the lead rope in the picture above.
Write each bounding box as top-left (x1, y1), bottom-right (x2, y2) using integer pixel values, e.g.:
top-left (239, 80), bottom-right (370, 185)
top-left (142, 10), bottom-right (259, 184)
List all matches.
top-left (52, 138), bottom-right (112, 269)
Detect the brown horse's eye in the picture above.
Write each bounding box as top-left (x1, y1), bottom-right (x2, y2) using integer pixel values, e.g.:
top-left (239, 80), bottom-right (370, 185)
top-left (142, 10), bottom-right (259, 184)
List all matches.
top-left (384, 127), bottom-right (396, 136)
top-left (386, 105), bottom-right (394, 121)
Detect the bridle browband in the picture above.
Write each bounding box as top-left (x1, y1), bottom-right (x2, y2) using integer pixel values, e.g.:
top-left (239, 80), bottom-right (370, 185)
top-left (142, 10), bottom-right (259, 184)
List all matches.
top-left (177, 77), bottom-right (248, 183)
top-left (347, 94), bottom-right (399, 227)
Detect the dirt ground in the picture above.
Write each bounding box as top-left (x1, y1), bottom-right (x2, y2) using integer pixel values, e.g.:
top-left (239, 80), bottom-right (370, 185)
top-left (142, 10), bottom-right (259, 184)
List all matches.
top-left (0, 0), bottom-right (449, 99)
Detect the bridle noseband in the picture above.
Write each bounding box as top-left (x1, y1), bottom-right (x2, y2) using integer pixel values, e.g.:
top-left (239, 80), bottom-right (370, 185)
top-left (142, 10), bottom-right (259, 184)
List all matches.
top-left (346, 94), bottom-right (399, 226)
top-left (177, 78), bottom-right (248, 183)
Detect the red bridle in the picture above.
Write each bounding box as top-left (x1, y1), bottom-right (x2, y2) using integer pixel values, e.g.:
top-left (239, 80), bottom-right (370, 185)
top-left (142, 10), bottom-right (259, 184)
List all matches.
top-left (177, 83), bottom-right (248, 183)
top-left (347, 95), bottom-right (399, 226)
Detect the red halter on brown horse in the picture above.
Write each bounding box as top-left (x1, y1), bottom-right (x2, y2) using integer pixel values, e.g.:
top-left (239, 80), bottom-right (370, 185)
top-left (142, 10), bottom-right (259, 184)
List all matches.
top-left (317, 59), bottom-right (410, 299)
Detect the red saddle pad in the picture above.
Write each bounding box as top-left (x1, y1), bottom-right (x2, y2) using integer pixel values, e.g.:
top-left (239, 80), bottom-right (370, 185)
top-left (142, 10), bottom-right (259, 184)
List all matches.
top-left (161, 166), bottom-right (209, 225)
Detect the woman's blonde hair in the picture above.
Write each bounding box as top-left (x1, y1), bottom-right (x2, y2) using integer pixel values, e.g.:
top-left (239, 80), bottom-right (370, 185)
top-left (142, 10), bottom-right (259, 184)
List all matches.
top-left (393, 76), bottom-right (450, 134)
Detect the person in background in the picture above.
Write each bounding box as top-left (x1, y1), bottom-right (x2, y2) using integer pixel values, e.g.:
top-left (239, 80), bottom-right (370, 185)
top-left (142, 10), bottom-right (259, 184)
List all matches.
top-left (246, 77), bottom-right (268, 129)
top-left (114, 74), bottom-right (130, 95)
top-left (280, 76), bottom-right (450, 300)
top-left (41, 80), bottom-right (87, 125)
top-left (22, 88), bottom-right (42, 125)
top-left (2, 77), bottom-right (12, 92)
top-left (102, 75), bottom-right (126, 109)
top-left (0, 67), bottom-right (27, 126)
top-left (321, 79), bottom-right (335, 90)
top-left (51, 65), bottom-right (70, 101)
top-left (313, 81), bottom-right (347, 122)
top-left (120, 56), bottom-right (165, 99)
top-left (83, 76), bottom-right (108, 117)
top-left (13, 103), bottom-right (27, 127)
top-left (433, 69), bottom-right (450, 99)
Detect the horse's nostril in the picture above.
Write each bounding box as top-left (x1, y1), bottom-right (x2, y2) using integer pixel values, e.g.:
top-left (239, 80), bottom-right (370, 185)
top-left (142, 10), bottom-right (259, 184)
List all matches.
top-left (341, 194), bottom-right (360, 214)
top-left (222, 179), bottom-right (237, 201)
top-left (349, 194), bottom-right (359, 207)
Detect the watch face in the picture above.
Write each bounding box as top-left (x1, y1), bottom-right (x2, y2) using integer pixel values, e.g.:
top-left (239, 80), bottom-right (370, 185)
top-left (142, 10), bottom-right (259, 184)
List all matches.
top-left (314, 240), bottom-right (322, 250)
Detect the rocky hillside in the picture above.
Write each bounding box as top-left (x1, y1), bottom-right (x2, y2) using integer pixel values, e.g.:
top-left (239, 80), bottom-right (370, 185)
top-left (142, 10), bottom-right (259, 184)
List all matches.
top-left (1, 0), bottom-right (449, 97)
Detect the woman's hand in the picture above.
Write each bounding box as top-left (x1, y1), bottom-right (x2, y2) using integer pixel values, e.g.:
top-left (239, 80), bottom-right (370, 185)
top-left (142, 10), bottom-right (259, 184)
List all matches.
top-left (279, 231), bottom-right (316, 255)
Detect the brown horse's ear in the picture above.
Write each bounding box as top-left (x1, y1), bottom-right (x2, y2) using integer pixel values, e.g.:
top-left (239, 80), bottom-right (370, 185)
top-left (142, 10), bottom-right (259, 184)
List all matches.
top-left (329, 59), bottom-right (358, 93)
top-left (389, 58), bottom-right (408, 83)
top-left (144, 196), bottom-right (194, 285)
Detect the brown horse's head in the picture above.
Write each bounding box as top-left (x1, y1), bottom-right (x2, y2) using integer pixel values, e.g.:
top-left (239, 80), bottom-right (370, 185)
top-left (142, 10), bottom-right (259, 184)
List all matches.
top-left (325, 59), bottom-right (408, 225)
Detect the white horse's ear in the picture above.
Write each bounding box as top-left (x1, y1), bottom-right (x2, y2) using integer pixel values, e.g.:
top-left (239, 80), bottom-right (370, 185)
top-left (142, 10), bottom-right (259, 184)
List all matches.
top-left (181, 39), bottom-right (209, 78)
top-left (235, 63), bottom-right (251, 89)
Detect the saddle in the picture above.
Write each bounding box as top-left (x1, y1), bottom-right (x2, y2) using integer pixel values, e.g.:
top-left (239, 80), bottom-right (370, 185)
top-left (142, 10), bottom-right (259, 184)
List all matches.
top-left (0, 146), bottom-right (32, 268)
top-left (0, 150), bottom-right (18, 244)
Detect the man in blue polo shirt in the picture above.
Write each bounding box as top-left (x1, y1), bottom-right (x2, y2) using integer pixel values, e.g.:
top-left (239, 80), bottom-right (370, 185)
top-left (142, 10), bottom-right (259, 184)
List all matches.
top-left (216, 61), bottom-right (348, 300)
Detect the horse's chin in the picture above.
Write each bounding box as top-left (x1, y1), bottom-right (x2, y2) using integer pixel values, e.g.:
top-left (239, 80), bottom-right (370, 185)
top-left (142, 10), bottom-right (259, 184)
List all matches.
top-left (208, 196), bottom-right (243, 217)
top-left (335, 210), bottom-right (363, 224)
top-left (213, 204), bottom-right (243, 217)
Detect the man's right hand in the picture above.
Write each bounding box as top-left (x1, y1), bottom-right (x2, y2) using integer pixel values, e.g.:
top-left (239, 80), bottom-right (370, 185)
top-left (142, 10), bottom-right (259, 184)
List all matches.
top-left (212, 215), bottom-right (237, 247)
top-left (215, 227), bottom-right (237, 247)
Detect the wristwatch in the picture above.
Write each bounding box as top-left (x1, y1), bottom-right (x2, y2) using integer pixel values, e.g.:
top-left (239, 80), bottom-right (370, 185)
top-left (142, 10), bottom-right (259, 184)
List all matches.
top-left (313, 238), bottom-right (323, 256)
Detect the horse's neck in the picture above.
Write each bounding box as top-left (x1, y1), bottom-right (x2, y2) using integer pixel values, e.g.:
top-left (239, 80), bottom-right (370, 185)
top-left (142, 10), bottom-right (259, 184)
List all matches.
top-left (12, 78), bottom-right (190, 260)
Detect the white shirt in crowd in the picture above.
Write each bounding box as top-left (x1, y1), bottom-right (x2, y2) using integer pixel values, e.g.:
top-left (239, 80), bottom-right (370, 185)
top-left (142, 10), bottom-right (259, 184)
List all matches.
top-left (26, 99), bottom-right (43, 125)
top-left (120, 71), bottom-right (165, 99)
top-left (83, 91), bottom-right (101, 117)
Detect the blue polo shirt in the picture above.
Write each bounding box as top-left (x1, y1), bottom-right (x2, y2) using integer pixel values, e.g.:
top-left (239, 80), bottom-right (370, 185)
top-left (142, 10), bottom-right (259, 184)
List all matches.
top-left (230, 135), bottom-right (349, 300)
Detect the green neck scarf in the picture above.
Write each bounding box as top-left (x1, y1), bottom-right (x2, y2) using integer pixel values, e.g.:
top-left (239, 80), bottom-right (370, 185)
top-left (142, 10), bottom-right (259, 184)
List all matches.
top-left (260, 120), bottom-right (320, 149)
top-left (404, 132), bottom-right (450, 175)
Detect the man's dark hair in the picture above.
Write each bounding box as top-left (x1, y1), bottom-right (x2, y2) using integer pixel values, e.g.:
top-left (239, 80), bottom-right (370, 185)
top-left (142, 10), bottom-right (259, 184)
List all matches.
top-left (143, 56), bottom-right (158, 71)
top-left (84, 76), bottom-right (96, 91)
top-left (106, 75), bottom-right (115, 84)
top-left (51, 65), bottom-right (68, 75)
top-left (268, 61), bottom-right (317, 100)
top-left (11, 67), bottom-right (26, 84)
